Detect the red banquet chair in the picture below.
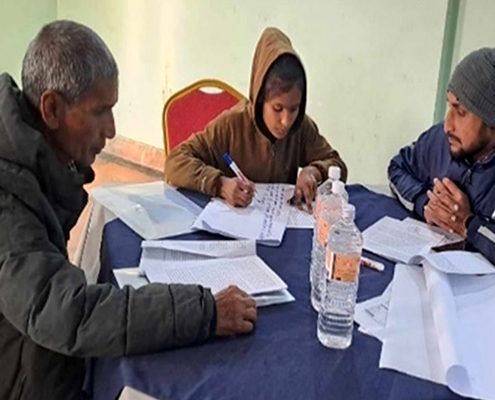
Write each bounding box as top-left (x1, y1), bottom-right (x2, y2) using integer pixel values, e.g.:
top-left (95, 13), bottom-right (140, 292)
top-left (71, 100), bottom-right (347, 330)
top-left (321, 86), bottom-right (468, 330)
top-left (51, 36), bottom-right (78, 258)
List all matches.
top-left (162, 79), bottom-right (246, 156)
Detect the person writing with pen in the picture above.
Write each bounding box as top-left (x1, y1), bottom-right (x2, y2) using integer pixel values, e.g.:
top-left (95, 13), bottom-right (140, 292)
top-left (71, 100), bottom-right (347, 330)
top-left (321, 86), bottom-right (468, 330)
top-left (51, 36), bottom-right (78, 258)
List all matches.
top-left (165, 27), bottom-right (347, 212)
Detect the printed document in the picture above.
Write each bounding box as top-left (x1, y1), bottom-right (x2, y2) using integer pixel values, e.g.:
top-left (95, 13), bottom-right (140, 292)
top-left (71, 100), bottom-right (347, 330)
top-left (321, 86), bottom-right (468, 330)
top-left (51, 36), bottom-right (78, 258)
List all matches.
top-left (363, 216), bottom-right (464, 264)
top-left (139, 240), bottom-right (257, 268)
top-left (142, 255), bottom-right (287, 295)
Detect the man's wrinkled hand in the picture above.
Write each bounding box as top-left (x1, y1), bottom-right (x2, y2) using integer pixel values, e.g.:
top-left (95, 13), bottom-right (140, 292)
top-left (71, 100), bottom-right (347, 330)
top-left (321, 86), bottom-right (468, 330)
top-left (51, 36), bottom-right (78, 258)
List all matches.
top-left (215, 285), bottom-right (257, 336)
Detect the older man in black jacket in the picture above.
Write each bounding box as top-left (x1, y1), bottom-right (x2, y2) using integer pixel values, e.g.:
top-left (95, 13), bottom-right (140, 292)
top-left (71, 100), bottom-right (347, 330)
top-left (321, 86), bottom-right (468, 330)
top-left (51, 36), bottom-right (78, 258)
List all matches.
top-left (0, 20), bottom-right (256, 400)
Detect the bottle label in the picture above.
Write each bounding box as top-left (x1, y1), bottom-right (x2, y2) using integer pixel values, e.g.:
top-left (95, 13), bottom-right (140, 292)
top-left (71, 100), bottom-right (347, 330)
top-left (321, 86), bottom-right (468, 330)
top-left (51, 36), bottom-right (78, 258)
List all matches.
top-left (317, 219), bottom-right (329, 247)
top-left (314, 198), bottom-right (321, 221)
top-left (328, 254), bottom-right (360, 283)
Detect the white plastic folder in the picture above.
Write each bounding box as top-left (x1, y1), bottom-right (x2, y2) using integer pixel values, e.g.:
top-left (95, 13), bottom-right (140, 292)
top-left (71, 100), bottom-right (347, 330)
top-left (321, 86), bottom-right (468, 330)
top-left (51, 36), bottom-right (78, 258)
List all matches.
top-left (380, 263), bottom-right (495, 399)
top-left (90, 181), bottom-right (202, 240)
top-left (193, 184), bottom-right (291, 246)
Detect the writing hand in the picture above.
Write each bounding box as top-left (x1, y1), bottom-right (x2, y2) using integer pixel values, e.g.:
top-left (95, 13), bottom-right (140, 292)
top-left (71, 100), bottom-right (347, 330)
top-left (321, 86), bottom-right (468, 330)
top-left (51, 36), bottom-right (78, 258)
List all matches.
top-left (220, 177), bottom-right (255, 207)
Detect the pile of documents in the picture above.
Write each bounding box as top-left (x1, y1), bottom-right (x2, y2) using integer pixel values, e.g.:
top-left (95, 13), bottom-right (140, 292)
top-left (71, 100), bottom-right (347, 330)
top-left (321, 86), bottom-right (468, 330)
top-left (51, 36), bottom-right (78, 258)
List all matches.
top-left (356, 215), bottom-right (495, 399)
top-left (116, 240), bottom-right (294, 307)
top-left (93, 182), bottom-right (316, 308)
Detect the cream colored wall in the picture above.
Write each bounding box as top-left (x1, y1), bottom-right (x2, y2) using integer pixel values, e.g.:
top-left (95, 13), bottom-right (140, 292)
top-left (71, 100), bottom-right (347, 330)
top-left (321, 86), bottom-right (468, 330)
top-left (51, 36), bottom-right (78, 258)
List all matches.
top-left (0, 0), bottom-right (56, 82)
top-left (58, 1), bottom-right (449, 183)
top-left (454, 0), bottom-right (495, 64)
top-left (171, 1), bottom-right (447, 184)
top-left (58, 0), bottom-right (175, 153)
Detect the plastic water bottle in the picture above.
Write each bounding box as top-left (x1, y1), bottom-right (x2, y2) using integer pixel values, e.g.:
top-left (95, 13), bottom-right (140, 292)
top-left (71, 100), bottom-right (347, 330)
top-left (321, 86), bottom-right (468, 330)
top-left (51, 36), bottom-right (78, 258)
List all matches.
top-left (317, 203), bottom-right (362, 349)
top-left (313, 166), bottom-right (342, 223)
top-left (310, 180), bottom-right (348, 312)
top-left (310, 166), bottom-right (341, 287)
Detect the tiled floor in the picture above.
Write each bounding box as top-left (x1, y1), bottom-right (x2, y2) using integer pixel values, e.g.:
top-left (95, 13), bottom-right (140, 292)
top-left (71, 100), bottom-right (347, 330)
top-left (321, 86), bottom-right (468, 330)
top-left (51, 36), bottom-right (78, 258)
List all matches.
top-left (68, 154), bottom-right (162, 260)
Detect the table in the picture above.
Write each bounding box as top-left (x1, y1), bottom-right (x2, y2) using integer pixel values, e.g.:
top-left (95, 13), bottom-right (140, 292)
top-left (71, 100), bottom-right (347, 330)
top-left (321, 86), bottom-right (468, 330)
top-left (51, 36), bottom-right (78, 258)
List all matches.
top-left (91, 184), bottom-right (465, 400)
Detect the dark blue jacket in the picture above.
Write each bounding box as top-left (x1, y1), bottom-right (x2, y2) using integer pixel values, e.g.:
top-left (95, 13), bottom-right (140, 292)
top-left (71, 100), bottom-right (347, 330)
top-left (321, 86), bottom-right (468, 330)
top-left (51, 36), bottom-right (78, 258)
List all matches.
top-left (388, 122), bottom-right (495, 265)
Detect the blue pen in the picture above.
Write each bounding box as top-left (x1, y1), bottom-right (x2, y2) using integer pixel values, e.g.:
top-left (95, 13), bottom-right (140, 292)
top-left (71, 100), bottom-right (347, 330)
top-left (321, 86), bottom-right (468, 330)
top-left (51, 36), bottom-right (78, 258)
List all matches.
top-left (223, 153), bottom-right (249, 182)
top-left (223, 153), bottom-right (256, 194)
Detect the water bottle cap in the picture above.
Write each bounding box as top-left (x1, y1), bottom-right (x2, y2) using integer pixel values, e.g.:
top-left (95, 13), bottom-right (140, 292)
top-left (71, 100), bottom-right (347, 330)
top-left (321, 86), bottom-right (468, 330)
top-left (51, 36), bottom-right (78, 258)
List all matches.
top-left (328, 166), bottom-right (341, 181)
top-left (332, 180), bottom-right (345, 194)
top-left (342, 203), bottom-right (356, 220)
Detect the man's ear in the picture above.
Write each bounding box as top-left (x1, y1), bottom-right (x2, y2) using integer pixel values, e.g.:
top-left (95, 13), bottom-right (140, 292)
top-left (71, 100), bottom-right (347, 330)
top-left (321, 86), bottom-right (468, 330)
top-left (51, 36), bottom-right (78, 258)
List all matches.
top-left (39, 90), bottom-right (65, 130)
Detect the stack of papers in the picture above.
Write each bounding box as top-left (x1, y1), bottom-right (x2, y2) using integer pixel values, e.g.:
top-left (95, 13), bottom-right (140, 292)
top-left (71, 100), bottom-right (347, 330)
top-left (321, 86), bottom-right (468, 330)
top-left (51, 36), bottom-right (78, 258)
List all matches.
top-left (363, 216), bottom-right (464, 263)
top-left (143, 256), bottom-right (286, 295)
top-left (136, 240), bottom-right (294, 307)
top-left (356, 251), bottom-right (495, 399)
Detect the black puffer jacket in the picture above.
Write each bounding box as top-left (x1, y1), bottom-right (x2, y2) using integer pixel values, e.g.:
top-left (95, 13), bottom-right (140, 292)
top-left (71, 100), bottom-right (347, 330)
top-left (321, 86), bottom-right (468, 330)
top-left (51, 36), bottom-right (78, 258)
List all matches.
top-left (0, 74), bottom-right (216, 400)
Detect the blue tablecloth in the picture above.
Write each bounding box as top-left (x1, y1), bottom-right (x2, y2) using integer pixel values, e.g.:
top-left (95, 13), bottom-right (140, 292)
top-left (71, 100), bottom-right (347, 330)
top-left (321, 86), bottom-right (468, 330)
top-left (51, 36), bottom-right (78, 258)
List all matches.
top-left (92, 185), bottom-right (464, 400)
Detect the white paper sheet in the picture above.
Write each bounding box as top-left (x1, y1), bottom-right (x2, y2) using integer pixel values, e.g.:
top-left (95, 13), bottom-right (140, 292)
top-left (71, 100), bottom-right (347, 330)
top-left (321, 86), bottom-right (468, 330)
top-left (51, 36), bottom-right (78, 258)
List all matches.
top-left (281, 184), bottom-right (315, 229)
top-left (114, 268), bottom-right (148, 289)
top-left (355, 283), bottom-right (391, 342)
top-left (254, 289), bottom-right (296, 307)
top-left (287, 207), bottom-right (315, 229)
top-left (140, 240), bottom-right (256, 267)
top-left (380, 263), bottom-right (495, 399)
top-left (403, 217), bottom-right (464, 246)
top-left (410, 251), bottom-right (495, 275)
top-left (380, 264), bottom-right (446, 384)
top-left (91, 181), bottom-right (202, 240)
top-left (193, 184), bottom-right (290, 246)
top-left (143, 255), bottom-right (287, 295)
top-left (363, 216), bottom-right (463, 264)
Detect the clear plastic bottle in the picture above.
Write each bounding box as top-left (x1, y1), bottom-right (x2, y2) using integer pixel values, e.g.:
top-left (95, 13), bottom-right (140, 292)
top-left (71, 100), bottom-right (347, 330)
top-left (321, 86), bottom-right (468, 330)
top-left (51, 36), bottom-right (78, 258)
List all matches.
top-left (313, 166), bottom-right (342, 224)
top-left (317, 203), bottom-right (362, 349)
top-left (310, 167), bottom-right (340, 287)
top-left (310, 180), bottom-right (348, 312)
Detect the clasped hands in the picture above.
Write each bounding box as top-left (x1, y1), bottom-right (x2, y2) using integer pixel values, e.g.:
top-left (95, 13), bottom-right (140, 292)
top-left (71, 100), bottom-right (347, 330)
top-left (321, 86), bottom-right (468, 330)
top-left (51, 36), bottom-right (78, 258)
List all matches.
top-left (424, 177), bottom-right (473, 238)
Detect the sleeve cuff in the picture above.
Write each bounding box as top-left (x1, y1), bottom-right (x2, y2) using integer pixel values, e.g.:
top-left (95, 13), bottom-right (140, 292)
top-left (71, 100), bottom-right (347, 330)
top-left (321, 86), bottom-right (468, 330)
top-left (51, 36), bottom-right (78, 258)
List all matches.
top-left (210, 297), bottom-right (217, 339)
top-left (308, 162), bottom-right (327, 183)
top-left (413, 192), bottom-right (429, 219)
top-left (466, 215), bottom-right (484, 242)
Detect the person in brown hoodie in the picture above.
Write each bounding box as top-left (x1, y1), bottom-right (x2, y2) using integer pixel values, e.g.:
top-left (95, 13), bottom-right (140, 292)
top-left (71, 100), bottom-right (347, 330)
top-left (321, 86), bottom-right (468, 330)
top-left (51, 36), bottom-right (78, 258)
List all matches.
top-left (165, 27), bottom-right (347, 212)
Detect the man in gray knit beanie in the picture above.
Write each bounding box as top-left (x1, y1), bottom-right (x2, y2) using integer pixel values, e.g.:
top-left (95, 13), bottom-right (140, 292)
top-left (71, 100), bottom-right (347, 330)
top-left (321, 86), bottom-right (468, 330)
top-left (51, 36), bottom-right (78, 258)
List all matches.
top-left (448, 48), bottom-right (495, 129)
top-left (446, 47), bottom-right (495, 161)
top-left (388, 47), bottom-right (495, 266)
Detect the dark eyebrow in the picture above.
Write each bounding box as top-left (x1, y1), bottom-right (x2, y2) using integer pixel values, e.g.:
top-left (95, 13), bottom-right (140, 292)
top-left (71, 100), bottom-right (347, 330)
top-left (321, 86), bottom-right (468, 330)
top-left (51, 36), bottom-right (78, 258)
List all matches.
top-left (446, 97), bottom-right (460, 108)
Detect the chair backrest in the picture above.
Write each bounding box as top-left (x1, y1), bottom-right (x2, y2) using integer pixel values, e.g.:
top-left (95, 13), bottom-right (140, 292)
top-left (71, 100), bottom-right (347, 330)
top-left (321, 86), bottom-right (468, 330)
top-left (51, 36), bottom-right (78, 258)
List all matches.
top-left (162, 79), bottom-right (246, 156)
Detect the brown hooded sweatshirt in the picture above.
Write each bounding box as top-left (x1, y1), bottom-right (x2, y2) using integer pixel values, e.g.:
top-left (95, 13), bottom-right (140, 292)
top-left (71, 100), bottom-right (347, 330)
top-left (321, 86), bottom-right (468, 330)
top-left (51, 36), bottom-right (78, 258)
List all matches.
top-left (165, 27), bottom-right (347, 197)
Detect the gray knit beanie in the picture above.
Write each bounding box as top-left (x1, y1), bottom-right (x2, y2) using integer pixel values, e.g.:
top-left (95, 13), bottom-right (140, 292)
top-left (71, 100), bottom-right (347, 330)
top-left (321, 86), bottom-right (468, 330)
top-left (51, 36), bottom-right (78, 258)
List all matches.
top-left (448, 48), bottom-right (495, 127)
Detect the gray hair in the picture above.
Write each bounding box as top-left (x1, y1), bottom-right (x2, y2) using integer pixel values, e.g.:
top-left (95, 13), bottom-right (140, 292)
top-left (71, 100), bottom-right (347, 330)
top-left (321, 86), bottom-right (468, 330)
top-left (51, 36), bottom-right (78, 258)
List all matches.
top-left (22, 20), bottom-right (118, 108)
